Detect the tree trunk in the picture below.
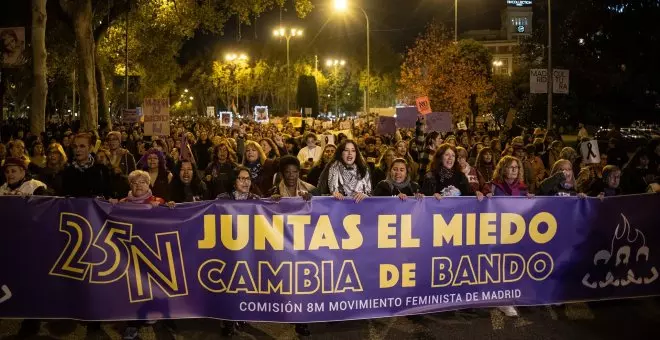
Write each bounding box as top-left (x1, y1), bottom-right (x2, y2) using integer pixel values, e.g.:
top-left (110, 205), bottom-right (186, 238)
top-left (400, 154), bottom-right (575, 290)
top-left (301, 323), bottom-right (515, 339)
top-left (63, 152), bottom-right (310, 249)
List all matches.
top-left (61, 0), bottom-right (97, 132)
top-left (31, 0), bottom-right (48, 135)
top-left (96, 62), bottom-right (110, 129)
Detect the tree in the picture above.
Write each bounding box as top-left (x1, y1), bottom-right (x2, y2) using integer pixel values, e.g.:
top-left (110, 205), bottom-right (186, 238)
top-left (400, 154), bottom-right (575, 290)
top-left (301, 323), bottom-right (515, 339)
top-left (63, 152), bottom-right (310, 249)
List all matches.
top-left (31, 0), bottom-right (48, 134)
top-left (399, 23), bottom-right (495, 123)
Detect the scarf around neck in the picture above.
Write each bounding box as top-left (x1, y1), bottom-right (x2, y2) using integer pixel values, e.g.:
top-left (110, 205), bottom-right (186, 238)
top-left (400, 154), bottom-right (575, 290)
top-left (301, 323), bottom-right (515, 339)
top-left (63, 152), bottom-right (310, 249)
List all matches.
top-left (437, 167), bottom-right (454, 182)
top-left (385, 177), bottom-right (411, 193)
top-left (73, 154), bottom-right (95, 171)
top-left (124, 189), bottom-right (154, 203)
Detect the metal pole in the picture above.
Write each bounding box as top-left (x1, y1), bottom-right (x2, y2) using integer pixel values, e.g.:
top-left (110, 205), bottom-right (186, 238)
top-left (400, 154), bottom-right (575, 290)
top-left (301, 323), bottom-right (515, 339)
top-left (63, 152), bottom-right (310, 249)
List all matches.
top-left (364, 9), bottom-right (370, 116)
top-left (547, 0), bottom-right (553, 130)
top-left (72, 69), bottom-right (76, 117)
top-left (125, 3), bottom-right (129, 110)
top-left (335, 65), bottom-right (339, 115)
top-left (454, 0), bottom-right (458, 42)
top-left (286, 36), bottom-right (291, 115)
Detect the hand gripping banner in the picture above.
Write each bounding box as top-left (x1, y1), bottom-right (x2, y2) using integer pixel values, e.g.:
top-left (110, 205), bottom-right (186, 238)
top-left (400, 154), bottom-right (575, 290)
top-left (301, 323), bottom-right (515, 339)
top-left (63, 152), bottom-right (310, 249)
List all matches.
top-left (0, 195), bottom-right (659, 322)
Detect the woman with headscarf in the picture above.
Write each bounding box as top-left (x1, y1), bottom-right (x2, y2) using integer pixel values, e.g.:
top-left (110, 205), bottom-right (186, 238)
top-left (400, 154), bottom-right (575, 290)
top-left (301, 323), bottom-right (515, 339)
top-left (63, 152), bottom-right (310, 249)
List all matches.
top-left (538, 159), bottom-right (586, 197)
top-left (325, 139), bottom-right (371, 203)
top-left (204, 142), bottom-right (238, 198)
top-left (38, 143), bottom-right (67, 195)
top-left (241, 140), bottom-right (279, 195)
top-left (138, 148), bottom-right (173, 200)
top-left (371, 147), bottom-right (396, 188)
top-left (0, 158), bottom-right (48, 196)
top-left (422, 144), bottom-right (479, 199)
top-left (373, 158), bottom-right (422, 199)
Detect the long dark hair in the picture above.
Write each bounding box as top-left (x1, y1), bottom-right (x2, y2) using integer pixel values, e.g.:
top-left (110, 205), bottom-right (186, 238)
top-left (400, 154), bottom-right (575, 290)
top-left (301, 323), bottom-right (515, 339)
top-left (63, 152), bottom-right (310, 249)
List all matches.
top-left (430, 143), bottom-right (462, 173)
top-left (333, 139), bottom-right (368, 178)
top-left (169, 160), bottom-right (205, 202)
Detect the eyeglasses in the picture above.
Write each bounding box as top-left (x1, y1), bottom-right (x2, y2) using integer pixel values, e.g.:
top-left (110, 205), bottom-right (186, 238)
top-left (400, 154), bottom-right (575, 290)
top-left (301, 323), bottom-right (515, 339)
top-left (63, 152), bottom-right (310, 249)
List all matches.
top-left (237, 177), bottom-right (252, 182)
top-left (131, 180), bottom-right (149, 186)
top-left (507, 166), bottom-right (520, 170)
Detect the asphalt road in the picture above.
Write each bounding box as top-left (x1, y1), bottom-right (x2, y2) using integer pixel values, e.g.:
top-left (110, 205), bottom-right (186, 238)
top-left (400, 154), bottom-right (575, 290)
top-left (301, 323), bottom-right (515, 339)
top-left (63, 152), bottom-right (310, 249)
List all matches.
top-left (1, 298), bottom-right (659, 340)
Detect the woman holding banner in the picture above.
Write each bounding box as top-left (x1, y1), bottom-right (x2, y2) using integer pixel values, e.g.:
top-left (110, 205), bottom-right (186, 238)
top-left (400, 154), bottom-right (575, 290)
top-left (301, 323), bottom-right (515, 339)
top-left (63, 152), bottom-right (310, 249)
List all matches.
top-left (241, 141), bottom-right (278, 196)
top-left (373, 158), bottom-right (422, 199)
top-left (538, 159), bottom-right (587, 197)
top-left (326, 140), bottom-right (371, 203)
top-left (422, 144), bottom-right (481, 199)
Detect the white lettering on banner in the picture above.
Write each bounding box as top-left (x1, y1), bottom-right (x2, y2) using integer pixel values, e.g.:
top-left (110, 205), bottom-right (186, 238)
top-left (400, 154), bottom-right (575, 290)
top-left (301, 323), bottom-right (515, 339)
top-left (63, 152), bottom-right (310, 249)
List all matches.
top-left (530, 69), bottom-right (569, 94)
top-left (0, 285), bottom-right (12, 304)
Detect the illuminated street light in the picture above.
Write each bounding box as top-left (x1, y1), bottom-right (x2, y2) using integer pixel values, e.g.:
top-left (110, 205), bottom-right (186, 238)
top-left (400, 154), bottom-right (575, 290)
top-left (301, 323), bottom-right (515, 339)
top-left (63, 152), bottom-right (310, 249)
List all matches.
top-left (493, 60), bottom-right (503, 67)
top-left (189, 96), bottom-right (194, 100)
top-left (184, 89), bottom-right (189, 93)
top-left (332, 0), bottom-right (370, 115)
top-left (273, 26), bottom-right (304, 114)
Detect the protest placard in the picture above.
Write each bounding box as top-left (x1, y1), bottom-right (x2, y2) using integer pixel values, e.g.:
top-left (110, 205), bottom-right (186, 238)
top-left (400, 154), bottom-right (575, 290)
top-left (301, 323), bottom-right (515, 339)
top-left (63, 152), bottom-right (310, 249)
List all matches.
top-left (396, 106), bottom-right (419, 128)
top-left (377, 116), bottom-right (396, 135)
top-left (416, 96), bottom-right (432, 115)
top-left (143, 98), bottom-right (169, 136)
top-left (580, 140), bottom-right (601, 164)
top-left (219, 112), bottom-right (233, 127)
top-left (424, 112), bottom-right (453, 133)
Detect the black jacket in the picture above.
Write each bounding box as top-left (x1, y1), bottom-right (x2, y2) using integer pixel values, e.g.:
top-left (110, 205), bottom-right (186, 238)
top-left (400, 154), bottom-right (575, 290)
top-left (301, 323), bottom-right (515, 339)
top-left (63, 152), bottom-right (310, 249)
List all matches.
top-left (421, 171), bottom-right (471, 196)
top-left (373, 180), bottom-right (421, 197)
top-left (61, 163), bottom-right (112, 198)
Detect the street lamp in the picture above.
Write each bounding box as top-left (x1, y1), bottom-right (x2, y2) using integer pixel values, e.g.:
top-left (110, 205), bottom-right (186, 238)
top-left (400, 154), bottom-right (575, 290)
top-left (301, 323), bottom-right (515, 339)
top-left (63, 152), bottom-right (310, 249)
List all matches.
top-left (326, 58), bottom-right (346, 115)
top-left (333, 0), bottom-right (370, 116)
top-left (225, 52), bottom-right (249, 113)
top-left (273, 27), bottom-right (303, 115)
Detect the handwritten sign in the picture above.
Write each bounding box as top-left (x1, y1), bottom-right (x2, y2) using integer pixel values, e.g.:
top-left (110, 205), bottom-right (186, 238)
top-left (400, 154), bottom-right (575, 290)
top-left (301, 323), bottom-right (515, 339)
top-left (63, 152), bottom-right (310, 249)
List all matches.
top-left (580, 140), bottom-right (601, 164)
top-left (396, 106), bottom-right (419, 129)
top-left (289, 117), bottom-right (303, 128)
top-left (206, 106), bottom-right (215, 118)
top-left (377, 116), bottom-right (396, 135)
top-left (530, 69), bottom-right (570, 94)
top-left (143, 98), bottom-right (170, 136)
top-left (320, 134), bottom-right (336, 148)
top-left (122, 109), bottom-right (139, 124)
top-left (339, 121), bottom-right (352, 130)
top-left (322, 121), bottom-right (333, 129)
top-left (416, 96), bottom-right (432, 115)
top-left (425, 112), bottom-right (453, 133)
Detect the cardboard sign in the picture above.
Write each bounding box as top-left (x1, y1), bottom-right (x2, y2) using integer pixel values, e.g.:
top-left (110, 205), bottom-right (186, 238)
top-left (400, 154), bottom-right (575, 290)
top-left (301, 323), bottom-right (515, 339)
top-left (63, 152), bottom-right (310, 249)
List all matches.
top-left (304, 108), bottom-right (313, 117)
top-left (254, 106), bottom-right (269, 123)
top-left (143, 98), bottom-right (170, 136)
top-left (416, 96), bottom-right (432, 115)
top-left (580, 140), bottom-right (601, 164)
top-left (396, 106), bottom-right (419, 129)
top-left (320, 134), bottom-right (336, 148)
top-left (425, 112), bottom-right (453, 133)
top-left (206, 106), bottom-right (215, 118)
top-left (322, 121), bottom-right (333, 129)
top-left (122, 109), bottom-right (139, 124)
top-left (530, 69), bottom-right (570, 94)
top-left (377, 116), bottom-right (396, 135)
top-left (339, 121), bottom-right (352, 130)
top-left (288, 117), bottom-right (303, 128)
top-left (457, 121), bottom-right (468, 131)
top-left (219, 112), bottom-right (233, 127)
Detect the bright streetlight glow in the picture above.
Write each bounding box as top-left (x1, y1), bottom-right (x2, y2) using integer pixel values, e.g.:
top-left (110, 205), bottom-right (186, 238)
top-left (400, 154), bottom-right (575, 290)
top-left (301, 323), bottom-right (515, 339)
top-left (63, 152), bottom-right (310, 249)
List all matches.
top-left (334, 0), bottom-right (348, 12)
top-left (493, 60), bottom-right (503, 67)
top-left (225, 53), bottom-right (248, 62)
top-left (189, 96), bottom-right (194, 100)
top-left (184, 89), bottom-right (189, 93)
top-left (326, 59), bottom-right (346, 67)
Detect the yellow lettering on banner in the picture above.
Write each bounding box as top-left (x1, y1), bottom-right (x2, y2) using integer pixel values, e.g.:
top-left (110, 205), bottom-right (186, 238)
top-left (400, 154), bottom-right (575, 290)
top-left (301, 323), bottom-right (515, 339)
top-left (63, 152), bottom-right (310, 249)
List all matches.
top-left (342, 215), bottom-right (363, 250)
top-left (479, 213), bottom-right (497, 245)
top-left (477, 254), bottom-right (502, 284)
top-left (501, 213), bottom-right (526, 244)
top-left (198, 215), bottom-right (216, 249)
top-left (254, 215), bottom-right (284, 250)
top-left (258, 261), bottom-right (293, 294)
top-left (431, 257), bottom-right (453, 287)
top-left (226, 261), bottom-right (258, 293)
top-left (334, 260), bottom-right (362, 293)
top-left (452, 255), bottom-right (477, 286)
top-left (378, 215), bottom-right (397, 248)
top-left (379, 264), bottom-right (399, 288)
top-left (433, 214), bottom-right (462, 246)
top-left (400, 215), bottom-right (420, 248)
top-left (401, 263), bottom-right (416, 287)
top-left (502, 253), bottom-right (526, 283)
top-left (295, 262), bottom-right (320, 294)
top-left (220, 215), bottom-right (249, 251)
top-left (529, 212), bottom-right (557, 244)
top-left (197, 259), bottom-right (227, 293)
top-left (309, 216), bottom-right (339, 250)
top-left (465, 213), bottom-right (477, 245)
top-left (287, 215), bottom-right (311, 251)
top-left (49, 213), bottom-right (94, 281)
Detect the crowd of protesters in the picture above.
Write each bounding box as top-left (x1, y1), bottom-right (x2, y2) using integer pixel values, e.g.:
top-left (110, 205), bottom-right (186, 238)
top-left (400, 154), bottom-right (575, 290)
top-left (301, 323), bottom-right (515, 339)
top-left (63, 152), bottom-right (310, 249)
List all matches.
top-left (1, 116), bottom-right (659, 338)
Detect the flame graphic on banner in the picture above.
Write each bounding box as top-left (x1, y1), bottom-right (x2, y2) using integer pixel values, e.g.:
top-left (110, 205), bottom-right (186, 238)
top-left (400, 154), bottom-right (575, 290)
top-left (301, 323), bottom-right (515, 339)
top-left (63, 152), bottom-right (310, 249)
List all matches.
top-left (582, 214), bottom-right (658, 289)
top-left (0, 285), bottom-right (11, 304)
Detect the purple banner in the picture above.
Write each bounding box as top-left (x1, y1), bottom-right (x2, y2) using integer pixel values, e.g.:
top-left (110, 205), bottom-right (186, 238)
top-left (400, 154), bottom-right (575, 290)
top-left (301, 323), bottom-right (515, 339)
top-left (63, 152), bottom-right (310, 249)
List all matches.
top-left (0, 195), bottom-right (659, 322)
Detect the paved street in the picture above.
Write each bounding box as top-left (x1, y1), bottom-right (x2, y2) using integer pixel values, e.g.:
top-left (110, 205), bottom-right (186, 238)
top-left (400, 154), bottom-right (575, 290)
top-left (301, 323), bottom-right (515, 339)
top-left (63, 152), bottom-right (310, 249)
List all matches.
top-left (1, 298), bottom-right (659, 340)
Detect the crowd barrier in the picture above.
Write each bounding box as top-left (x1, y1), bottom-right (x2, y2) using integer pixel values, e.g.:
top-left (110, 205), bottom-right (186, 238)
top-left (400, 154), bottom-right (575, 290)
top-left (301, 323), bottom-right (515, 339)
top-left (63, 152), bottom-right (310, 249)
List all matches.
top-left (0, 194), bottom-right (658, 322)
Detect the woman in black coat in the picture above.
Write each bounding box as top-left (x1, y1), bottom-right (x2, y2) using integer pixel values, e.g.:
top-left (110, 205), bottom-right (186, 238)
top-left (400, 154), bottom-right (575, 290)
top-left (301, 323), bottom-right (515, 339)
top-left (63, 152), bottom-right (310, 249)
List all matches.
top-left (373, 158), bottom-right (423, 200)
top-left (422, 143), bottom-right (483, 200)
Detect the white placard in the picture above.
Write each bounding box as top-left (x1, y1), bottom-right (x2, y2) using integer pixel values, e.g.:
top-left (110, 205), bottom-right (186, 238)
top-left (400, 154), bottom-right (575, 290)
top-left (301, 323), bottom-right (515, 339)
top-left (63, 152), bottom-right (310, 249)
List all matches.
top-left (530, 69), bottom-right (570, 94)
top-left (206, 106), bottom-right (215, 118)
top-left (320, 134), bottom-right (336, 148)
top-left (219, 111), bottom-right (233, 127)
top-left (254, 106), bottom-right (269, 123)
top-left (339, 121), bottom-right (352, 130)
top-left (143, 98), bottom-right (169, 136)
top-left (580, 140), bottom-right (601, 164)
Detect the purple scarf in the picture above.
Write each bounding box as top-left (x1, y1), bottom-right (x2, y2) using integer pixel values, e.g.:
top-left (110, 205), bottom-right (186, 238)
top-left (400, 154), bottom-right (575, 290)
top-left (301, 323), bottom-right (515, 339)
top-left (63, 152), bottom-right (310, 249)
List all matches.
top-left (124, 189), bottom-right (154, 203)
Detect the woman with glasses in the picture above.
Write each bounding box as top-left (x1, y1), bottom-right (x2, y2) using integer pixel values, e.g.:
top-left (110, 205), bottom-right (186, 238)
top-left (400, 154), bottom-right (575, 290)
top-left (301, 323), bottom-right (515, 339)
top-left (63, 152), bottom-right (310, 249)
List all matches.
top-left (217, 166), bottom-right (260, 200)
top-left (111, 170), bottom-right (165, 205)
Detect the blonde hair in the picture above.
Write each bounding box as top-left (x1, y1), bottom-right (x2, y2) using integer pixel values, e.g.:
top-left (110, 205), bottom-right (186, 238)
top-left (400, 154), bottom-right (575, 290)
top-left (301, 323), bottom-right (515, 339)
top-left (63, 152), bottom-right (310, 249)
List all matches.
top-left (47, 143), bottom-right (68, 164)
top-left (550, 159), bottom-right (576, 187)
top-left (128, 170), bottom-right (151, 185)
top-left (493, 156), bottom-right (525, 183)
top-left (242, 140), bottom-right (268, 166)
